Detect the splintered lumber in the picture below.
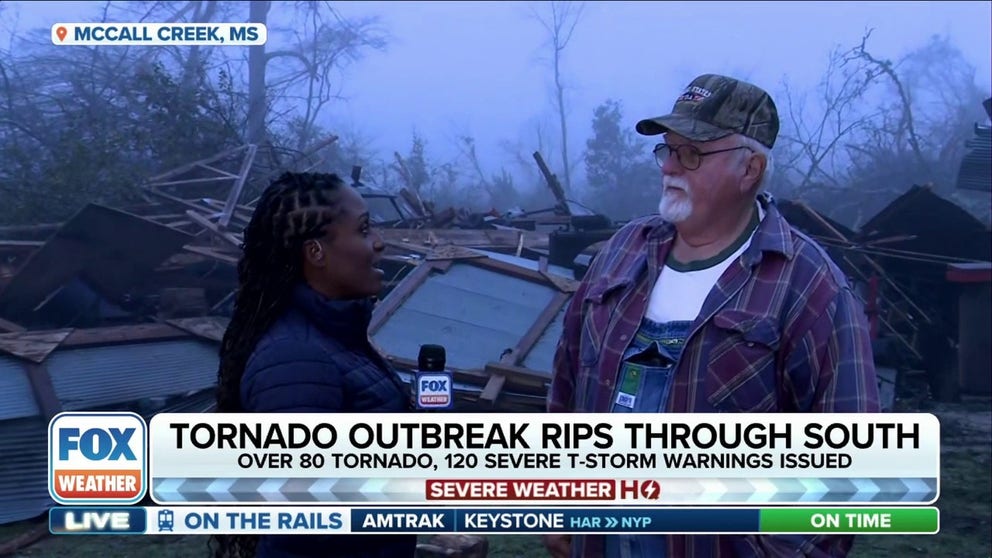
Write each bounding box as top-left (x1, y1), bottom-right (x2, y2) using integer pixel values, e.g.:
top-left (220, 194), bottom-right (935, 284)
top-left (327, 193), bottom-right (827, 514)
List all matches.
top-left (144, 145), bottom-right (249, 184)
top-left (184, 210), bottom-right (242, 247)
top-left (219, 144), bottom-right (258, 227)
top-left (0, 329), bottom-right (73, 363)
top-left (796, 201), bottom-right (923, 359)
top-left (0, 316), bottom-right (25, 333)
top-left (399, 188), bottom-right (428, 217)
top-left (0, 240), bottom-right (44, 248)
top-left (166, 316), bottom-right (230, 342)
top-left (378, 228), bottom-right (548, 249)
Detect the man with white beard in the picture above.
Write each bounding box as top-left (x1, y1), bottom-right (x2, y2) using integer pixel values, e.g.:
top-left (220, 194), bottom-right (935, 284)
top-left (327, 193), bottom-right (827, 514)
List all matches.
top-left (545, 74), bottom-right (880, 558)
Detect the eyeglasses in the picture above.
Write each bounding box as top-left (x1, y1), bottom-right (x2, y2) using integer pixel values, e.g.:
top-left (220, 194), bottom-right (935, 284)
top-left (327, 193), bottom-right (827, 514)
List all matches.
top-left (653, 143), bottom-right (752, 171)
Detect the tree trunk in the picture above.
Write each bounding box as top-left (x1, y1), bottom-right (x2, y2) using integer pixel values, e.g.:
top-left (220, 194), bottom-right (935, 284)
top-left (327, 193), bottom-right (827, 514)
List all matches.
top-left (180, 1), bottom-right (218, 92)
top-left (554, 50), bottom-right (571, 193)
top-left (247, 0), bottom-right (271, 145)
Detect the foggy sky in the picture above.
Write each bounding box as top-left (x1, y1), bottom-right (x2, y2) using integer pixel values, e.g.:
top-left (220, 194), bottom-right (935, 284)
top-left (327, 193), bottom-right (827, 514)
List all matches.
top-left (4, 1), bottom-right (991, 186)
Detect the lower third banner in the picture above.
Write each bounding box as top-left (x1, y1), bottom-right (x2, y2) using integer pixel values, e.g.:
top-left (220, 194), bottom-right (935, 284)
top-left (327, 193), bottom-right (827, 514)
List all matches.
top-left (49, 506), bottom-right (939, 535)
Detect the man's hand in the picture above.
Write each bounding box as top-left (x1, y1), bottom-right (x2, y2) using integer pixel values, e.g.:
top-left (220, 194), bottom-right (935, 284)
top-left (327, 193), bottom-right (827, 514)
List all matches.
top-left (542, 534), bottom-right (571, 558)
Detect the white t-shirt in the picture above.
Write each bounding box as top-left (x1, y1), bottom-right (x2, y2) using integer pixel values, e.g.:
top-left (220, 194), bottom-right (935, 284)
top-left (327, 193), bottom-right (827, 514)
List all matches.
top-left (645, 206), bottom-right (764, 323)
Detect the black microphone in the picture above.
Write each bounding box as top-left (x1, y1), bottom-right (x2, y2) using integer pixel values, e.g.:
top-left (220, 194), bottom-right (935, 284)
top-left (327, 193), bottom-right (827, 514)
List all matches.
top-left (415, 344), bottom-right (453, 410)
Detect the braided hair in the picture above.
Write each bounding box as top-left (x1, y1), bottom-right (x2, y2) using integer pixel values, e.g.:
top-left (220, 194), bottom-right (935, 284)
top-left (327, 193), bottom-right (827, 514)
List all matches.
top-left (211, 172), bottom-right (345, 558)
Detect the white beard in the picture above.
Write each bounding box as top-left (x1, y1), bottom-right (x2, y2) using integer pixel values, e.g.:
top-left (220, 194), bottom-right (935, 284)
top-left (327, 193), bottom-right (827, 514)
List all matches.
top-left (658, 175), bottom-right (693, 222)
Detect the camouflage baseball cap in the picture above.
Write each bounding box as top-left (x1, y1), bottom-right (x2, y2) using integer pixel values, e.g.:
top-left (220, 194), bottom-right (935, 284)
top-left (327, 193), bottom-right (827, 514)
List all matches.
top-left (635, 74), bottom-right (779, 148)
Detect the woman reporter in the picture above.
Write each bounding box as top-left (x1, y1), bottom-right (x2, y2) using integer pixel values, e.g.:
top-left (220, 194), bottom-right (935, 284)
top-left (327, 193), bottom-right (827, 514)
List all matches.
top-left (212, 172), bottom-right (416, 558)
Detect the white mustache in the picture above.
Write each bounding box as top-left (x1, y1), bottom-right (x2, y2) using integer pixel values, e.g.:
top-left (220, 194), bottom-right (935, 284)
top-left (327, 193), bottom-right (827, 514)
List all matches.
top-left (663, 175), bottom-right (690, 191)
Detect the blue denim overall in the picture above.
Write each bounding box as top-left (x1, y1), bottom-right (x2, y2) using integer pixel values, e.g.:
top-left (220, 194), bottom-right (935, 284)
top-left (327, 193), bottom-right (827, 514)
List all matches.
top-left (604, 318), bottom-right (691, 558)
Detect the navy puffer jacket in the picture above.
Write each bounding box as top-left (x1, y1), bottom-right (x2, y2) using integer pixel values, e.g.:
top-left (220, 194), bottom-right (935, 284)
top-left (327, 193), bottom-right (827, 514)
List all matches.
top-left (241, 283), bottom-right (416, 558)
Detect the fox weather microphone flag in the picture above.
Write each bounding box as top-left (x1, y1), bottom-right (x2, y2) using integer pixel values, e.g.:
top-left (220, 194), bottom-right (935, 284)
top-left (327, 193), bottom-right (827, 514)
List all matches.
top-left (415, 344), bottom-right (453, 410)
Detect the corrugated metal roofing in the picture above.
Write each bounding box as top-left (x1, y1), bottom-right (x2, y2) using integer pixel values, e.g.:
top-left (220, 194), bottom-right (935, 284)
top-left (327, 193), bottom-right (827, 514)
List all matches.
top-left (0, 356), bottom-right (40, 420)
top-left (0, 339), bottom-right (222, 525)
top-left (373, 263), bottom-right (557, 369)
top-left (47, 339), bottom-right (219, 410)
top-left (157, 388), bottom-right (218, 414)
top-left (0, 417), bottom-right (51, 524)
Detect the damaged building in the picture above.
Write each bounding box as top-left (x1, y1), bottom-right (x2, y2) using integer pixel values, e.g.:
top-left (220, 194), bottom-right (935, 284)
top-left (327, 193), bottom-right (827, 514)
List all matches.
top-left (0, 113), bottom-right (989, 534)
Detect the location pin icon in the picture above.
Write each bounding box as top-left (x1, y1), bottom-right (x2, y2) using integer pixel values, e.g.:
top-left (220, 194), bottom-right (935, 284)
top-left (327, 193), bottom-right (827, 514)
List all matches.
top-left (56, 26), bottom-right (67, 42)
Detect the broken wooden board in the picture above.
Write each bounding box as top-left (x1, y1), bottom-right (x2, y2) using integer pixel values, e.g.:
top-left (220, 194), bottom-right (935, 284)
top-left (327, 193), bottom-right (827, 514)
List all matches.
top-left (0, 240), bottom-right (44, 248)
top-left (425, 245), bottom-right (489, 261)
top-left (0, 316), bottom-right (25, 333)
top-left (62, 323), bottom-right (190, 347)
top-left (481, 361), bottom-right (551, 392)
top-left (166, 316), bottom-right (230, 343)
top-left (185, 210), bottom-right (243, 247)
top-left (479, 351), bottom-right (516, 405)
top-left (0, 204), bottom-right (193, 325)
top-left (379, 228), bottom-right (548, 249)
top-left (542, 270), bottom-right (579, 293)
top-left (0, 329), bottom-right (72, 363)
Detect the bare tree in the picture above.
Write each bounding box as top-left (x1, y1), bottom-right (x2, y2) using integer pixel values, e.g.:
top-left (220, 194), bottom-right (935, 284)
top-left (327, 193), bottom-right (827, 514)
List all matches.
top-left (777, 30), bottom-right (990, 227)
top-left (96, 1), bottom-right (226, 85)
top-left (179, 1), bottom-right (220, 91)
top-left (775, 33), bottom-right (885, 197)
top-left (531, 1), bottom-right (584, 193)
top-left (851, 31), bottom-right (927, 171)
top-left (261, 3), bottom-right (387, 151)
top-left (456, 137), bottom-right (484, 184)
top-left (455, 136), bottom-right (521, 211)
top-left (127, 0), bottom-right (386, 149)
top-left (841, 33), bottom-right (989, 224)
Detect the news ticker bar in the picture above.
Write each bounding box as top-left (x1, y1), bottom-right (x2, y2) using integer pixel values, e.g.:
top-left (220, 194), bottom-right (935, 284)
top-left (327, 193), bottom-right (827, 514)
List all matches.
top-left (50, 506), bottom-right (939, 535)
top-left (49, 412), bottom-right (940, 506)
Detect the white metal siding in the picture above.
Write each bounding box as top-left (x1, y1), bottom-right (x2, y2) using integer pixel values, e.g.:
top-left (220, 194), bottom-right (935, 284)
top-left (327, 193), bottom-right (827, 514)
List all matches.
top-left (374, 264), bottom-right (556, 370)
top-left (46, 339), bottom-right (219, 410)
top-left (0, 418), bottom-right (50, 524)
top-left (0, 356), bottom-right (41, 421)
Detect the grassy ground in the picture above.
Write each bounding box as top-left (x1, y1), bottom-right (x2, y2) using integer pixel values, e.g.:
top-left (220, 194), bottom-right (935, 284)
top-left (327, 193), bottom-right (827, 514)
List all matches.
top-left (2, 404), bottom-right (988, 558)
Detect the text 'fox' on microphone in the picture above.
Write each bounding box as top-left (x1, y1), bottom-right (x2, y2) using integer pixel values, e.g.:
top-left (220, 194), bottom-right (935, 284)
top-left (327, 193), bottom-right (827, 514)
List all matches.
top-left (414, 344), bottom-right (454, 411)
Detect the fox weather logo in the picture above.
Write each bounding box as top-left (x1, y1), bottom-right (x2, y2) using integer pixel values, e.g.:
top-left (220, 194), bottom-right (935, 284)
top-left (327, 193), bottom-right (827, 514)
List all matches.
top-left (416, 372), bottom-right (453, 410)
top-left (48, 412), bottom-right (147, 505)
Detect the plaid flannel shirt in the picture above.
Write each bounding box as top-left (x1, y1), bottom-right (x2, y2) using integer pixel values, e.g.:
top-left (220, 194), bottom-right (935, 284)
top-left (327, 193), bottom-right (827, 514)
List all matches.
top-left (548, 195), bottom-right (881, 558)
